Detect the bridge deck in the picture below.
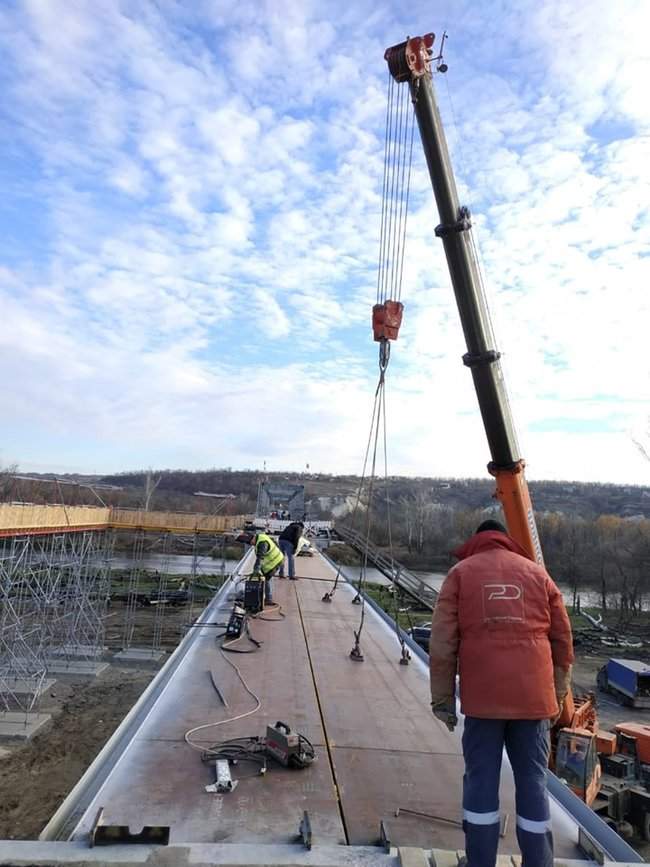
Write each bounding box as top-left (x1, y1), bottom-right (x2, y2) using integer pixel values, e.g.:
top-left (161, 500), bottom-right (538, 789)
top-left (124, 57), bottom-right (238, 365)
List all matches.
top-left (51, 552), bottom-right (585, 856)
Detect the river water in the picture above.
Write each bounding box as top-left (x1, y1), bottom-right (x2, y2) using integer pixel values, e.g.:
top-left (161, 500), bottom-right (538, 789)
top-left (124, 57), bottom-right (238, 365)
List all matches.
top-left (110, 553), bottom-right (240, 576)
top-left (110, 553), bottom-right (593, 607)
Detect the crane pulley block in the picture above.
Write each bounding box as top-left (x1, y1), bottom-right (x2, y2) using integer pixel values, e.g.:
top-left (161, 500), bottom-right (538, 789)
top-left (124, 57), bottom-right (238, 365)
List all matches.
top-left (372, 300), bottom-right (404, 342)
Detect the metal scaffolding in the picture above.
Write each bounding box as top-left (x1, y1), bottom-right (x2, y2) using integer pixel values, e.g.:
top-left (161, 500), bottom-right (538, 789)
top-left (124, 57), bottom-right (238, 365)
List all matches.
top-left (0, 529), bottom-right (113, 712)
top-left (1, 523), bottom-right (235, 711)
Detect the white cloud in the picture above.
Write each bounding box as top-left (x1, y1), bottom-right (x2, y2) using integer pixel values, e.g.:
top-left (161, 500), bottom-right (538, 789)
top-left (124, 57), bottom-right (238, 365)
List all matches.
top-left (0, 0), bottom-right (648, 484)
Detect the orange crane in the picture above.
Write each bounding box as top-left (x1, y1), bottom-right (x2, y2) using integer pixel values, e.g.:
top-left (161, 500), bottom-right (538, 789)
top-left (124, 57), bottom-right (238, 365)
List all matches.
top-left (384, 33), bottom-right (543, 566)
top-left (383, 31), bottom-right (601, 801)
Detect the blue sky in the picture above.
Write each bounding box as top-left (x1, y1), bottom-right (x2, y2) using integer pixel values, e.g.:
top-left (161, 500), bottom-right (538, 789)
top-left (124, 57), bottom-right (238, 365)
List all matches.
top-left (0, 0), bottom-right (648, 484)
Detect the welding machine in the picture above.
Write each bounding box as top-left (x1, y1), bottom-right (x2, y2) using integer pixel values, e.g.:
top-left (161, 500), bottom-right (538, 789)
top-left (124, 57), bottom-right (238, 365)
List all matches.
top-left (226, 604), bottom-right (246, 639)
top-left (265, 721), bottom-right (315, 769)
top-left (244, 577), bottom-right (265, 614)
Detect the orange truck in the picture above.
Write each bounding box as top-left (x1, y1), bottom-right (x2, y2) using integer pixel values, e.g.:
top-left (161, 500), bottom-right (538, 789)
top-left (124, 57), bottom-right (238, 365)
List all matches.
top-left (551, 696), bottom-right (650, 840)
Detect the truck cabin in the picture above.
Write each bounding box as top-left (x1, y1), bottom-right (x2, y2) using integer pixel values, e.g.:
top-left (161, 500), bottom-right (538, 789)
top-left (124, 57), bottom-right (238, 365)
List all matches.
top-left (555, 728), bottom-right (601, 805)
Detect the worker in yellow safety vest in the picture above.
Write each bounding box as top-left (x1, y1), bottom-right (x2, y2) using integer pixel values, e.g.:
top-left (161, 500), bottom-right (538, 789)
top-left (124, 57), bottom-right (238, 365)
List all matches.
top-left (244, 532), bottom-right (284, 605)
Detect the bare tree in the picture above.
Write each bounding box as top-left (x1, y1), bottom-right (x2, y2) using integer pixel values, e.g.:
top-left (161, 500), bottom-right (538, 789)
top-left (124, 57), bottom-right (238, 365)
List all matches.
top-left (0, 462), bottom-right (18, 502)
top-left (632, 417), bottom-right (650, 464)
top-left (144, 469), bottom-right (162, 512)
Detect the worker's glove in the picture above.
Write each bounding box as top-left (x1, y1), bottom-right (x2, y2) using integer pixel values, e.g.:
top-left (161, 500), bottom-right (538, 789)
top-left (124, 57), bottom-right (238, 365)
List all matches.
top-left (431, 699), bottom-right (458, 732)
top-left (552, 664), bottom-right (572, 726)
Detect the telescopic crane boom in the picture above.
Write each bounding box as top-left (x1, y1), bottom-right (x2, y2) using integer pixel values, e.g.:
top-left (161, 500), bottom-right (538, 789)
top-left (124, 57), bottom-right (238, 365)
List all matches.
top-left (384, 34), bottom-right (543, 564)
top-left (384, 33), bottom-right (606, 806)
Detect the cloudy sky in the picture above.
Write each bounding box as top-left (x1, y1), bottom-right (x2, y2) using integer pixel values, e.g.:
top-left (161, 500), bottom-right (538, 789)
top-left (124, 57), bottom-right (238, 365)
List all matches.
top-left (0, 0), bottom-right (648, 484)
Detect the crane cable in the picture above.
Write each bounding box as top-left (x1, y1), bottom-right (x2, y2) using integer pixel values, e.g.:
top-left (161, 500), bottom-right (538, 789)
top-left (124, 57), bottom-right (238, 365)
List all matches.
top-left (349, 340), bottom-right (409, 664)
top-left (349, 67), bottom-right (415, 664)
top-left (377, 71), bottom-right (415, 306)
top-left (322, 381), bottom-right (382, 603)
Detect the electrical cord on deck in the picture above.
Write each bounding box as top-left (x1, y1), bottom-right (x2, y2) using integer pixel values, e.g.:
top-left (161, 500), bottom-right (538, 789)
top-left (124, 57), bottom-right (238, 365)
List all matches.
top-left (184, 636), bottom-right (262, 754)
top-left (251, 602), bottom-right (286, 622)
top-left (200, 736), bottom-right (268, 773)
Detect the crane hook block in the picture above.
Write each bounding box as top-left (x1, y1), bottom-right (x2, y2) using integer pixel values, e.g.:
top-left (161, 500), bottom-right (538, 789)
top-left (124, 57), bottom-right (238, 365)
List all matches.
top-left (385, 33), bottom-right (435, 82)
top-left (372, 300), bottom-right (404, 342)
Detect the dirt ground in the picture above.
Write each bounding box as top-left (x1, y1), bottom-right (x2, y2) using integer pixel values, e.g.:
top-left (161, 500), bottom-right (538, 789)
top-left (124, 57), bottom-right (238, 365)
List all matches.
top-left (0, 593), bottom-right (224, 840)
top-left (103, 599), bottom-right (201, 652)
top-left (573, 651), bottom-right (650, 731)
top-left (0, 598), bottom-right (208, 840)
top-left (0, 666), bottom-right (155, 839)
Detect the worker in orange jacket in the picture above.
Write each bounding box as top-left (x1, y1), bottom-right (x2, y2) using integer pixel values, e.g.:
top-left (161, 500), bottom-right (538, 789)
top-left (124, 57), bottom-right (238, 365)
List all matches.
top-left (429, 519), bottom-right (573, 867)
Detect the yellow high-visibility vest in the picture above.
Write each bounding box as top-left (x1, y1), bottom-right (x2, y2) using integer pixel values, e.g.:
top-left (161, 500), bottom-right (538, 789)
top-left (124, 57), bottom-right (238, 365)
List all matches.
top-left (255, 533), bottom-right (284, 574)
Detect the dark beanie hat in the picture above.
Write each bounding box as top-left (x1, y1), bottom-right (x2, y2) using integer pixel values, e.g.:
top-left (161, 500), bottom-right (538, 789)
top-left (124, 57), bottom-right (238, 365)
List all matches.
top-left (476, 519), bottom-right (507, 534)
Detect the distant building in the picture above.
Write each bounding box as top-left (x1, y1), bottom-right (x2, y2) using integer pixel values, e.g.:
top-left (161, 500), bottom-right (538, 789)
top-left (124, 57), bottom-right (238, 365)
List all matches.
top-left (257, 482), bottom-right (305, 520)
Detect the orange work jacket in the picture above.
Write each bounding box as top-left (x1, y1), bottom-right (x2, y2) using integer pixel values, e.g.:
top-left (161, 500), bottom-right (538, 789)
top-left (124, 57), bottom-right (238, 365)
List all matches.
top-left (429, 531), bottom-right (574, 719)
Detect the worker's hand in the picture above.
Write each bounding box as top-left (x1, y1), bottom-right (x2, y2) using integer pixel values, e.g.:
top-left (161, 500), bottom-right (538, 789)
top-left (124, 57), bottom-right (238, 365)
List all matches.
top-left (551, 692), bottom-right (567, 727)
top-left (431, 699), bottom-right (458, 732)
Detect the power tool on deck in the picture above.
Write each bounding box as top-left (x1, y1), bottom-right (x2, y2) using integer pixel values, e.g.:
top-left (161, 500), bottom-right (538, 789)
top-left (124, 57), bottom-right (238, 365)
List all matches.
top-left (265, 721), bottom-right (315, 769)
top-left (202, 722), bottom-right (316, 793)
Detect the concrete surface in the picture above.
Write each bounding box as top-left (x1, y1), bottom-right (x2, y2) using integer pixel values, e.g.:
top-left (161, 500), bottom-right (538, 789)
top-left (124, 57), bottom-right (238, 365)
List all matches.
top-left (2, 677), bottom-right (57, 696)
top-left (43, 660), bottom-right (110, 677)
top-left (0, 711), bottom-right (52, 741)
top-left (113, 648), bottom-right (166, 665)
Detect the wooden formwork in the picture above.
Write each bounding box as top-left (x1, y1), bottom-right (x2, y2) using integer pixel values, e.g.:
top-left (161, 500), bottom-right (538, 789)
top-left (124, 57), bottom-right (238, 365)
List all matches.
top-left (0, 503), bottom-right (246, 537)
top-left (108, 508), bottom-right (244, 534)
top-left (0, 503), bottom-right (110, 537)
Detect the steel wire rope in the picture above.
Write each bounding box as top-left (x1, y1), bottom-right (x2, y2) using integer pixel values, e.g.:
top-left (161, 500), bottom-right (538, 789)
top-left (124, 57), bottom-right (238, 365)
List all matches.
top-left (379, 77), bottom-right (395, 304)
top-left (380, 375), bottom-right (411, 663)
top-left (397, 106), bottom-right (416, 302)
top-left (323, 382), bottom-right (382, 602)
top-left (350, 344), bottom-right (388, 658)
top-left (55, 479), bottom-right (71, 527)
top-left (384, 75), bottom-right (405, 304)
top-left (377, 69), bottom-right (394, 305)
top-left (390, 83), bottom-right (409, 303)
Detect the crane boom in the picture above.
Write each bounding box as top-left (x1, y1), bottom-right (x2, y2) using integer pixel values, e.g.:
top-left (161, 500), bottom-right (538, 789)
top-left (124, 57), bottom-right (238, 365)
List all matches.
top-left (384, 34), bottom-right (543, 564)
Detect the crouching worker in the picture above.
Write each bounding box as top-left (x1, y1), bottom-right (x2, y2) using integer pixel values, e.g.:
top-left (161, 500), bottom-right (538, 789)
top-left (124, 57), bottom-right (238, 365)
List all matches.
top-left (239, 532), bottom-right (284, 605)
top-left (429, 520), bottom-right (573, 867)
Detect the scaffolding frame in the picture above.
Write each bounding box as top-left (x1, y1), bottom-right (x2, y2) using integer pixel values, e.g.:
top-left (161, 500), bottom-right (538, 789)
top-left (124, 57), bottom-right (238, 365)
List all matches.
top-left (0, 529), bottom-right (113, 712)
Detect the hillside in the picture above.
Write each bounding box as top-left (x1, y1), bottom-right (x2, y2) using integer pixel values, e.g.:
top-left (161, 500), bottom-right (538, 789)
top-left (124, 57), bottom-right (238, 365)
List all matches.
top-left (93, 469), bottom-right (650, 520)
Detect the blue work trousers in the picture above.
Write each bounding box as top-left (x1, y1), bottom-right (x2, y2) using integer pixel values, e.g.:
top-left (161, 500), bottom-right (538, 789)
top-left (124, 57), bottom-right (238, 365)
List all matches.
top-left (462, 717), bottom-right (553, 867)
top-left (262, 565), bottom-right (280, 604)
top-left (278, 539), bottom-right (295, 578)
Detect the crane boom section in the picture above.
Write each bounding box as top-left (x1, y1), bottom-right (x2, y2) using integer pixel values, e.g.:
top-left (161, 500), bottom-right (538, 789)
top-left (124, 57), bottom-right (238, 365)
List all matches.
top-left (384, 35), bottom-right (543, 564)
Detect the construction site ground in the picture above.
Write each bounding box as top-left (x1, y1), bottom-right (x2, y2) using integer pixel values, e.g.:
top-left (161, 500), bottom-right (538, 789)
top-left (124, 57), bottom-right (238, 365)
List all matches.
top-left (0, 666), bottom-right (155, 839)
top-left (0, 597), bottom-right (194, 840)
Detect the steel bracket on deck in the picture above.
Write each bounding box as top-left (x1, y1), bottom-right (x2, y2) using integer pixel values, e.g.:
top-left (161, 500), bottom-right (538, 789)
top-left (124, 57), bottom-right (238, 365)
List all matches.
top-left (298, 810), bottom-right (312, 849)
top-left (89, 807), bottom-right (170, 847)
top-left (578, 827), bottom-right (606, 865)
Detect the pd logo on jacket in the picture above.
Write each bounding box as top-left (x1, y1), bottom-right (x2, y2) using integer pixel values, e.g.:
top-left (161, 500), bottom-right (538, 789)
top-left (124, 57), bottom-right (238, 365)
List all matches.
top-left (482, 581), bottom-right (524, 623)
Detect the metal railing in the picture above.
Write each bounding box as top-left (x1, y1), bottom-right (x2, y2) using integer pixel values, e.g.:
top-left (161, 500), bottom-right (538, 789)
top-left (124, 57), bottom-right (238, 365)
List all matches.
top-left (334, 524), bottom-right (438, 610)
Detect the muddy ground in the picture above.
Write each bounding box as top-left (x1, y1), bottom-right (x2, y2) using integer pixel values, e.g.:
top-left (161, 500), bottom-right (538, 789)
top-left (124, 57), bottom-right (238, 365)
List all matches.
top-left (0, 666), bottom-right (155, 839)
top-left (0, 598), bottom-right (203, 840)
top-left (0, 591), bottom-right (231, 840)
